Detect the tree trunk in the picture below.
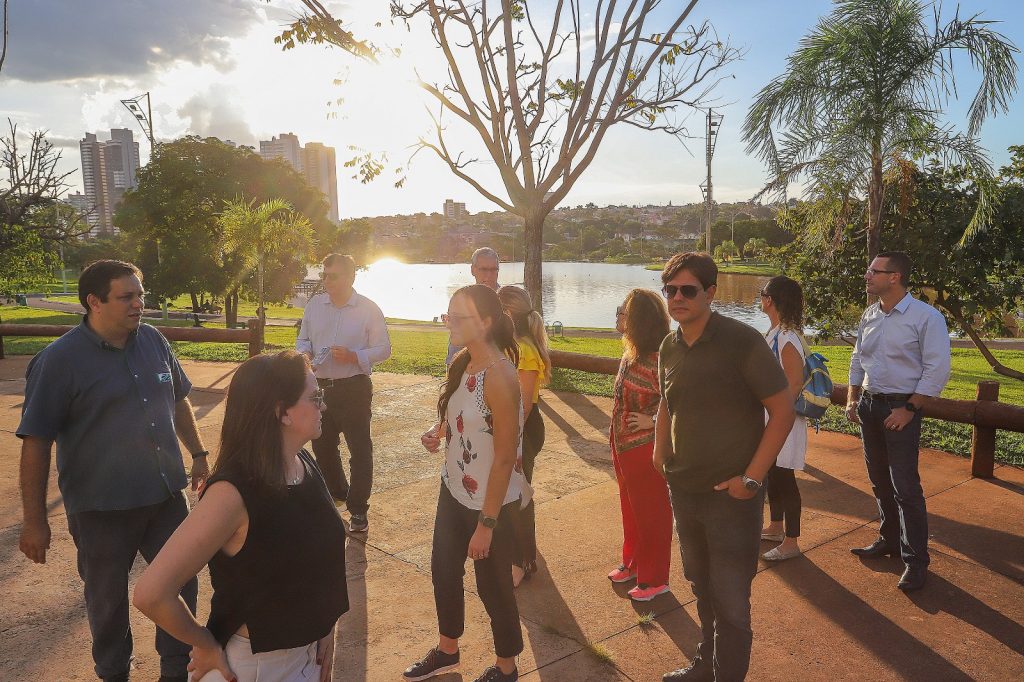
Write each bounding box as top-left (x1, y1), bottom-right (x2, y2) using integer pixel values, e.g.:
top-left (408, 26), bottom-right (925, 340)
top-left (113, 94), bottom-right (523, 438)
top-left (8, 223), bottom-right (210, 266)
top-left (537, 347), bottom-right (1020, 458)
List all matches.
top-left (256, 260), bottom-right (266, 351)
top-left (866, 152), bottom-right (884, 265)
top-left (225, 288), bottom-right (237, 328)
top-left (946, 303), bottom-right (1024, 382)
top-left (523, 212), bottom-right (545, 312)
top-left (189, 291), bottom-right (200, 314)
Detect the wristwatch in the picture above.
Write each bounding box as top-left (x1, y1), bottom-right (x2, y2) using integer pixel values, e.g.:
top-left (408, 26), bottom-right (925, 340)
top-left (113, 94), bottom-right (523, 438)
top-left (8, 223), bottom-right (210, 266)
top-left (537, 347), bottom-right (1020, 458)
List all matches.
top-left (191, 450), bottom-right (209, 459)
top-left (741, 475), bottom-right (762, 492)
top-left (904, 401), bottom-right (919, 413)
top-left (479, 513), bottom-right (498, 529)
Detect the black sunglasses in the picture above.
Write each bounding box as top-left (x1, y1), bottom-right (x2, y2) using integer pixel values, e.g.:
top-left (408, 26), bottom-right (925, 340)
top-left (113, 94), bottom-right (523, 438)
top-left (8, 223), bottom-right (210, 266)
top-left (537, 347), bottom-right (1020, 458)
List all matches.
top-left (662, 284), bottom-right (703, 300)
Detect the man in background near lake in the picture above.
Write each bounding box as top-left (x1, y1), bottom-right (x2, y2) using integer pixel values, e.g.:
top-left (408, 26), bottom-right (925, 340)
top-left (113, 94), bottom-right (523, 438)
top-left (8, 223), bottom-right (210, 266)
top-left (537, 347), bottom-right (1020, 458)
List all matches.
top-left (445, 247), bottom-right (501, 366)
top-left (297, 253), bottom-right (391, 533)
top-left (654, 252), bottom-right (794, 682)
top-left (846, 251), bottom-right (951, 593)
top-left (17, 259), bottom-right (209, 682)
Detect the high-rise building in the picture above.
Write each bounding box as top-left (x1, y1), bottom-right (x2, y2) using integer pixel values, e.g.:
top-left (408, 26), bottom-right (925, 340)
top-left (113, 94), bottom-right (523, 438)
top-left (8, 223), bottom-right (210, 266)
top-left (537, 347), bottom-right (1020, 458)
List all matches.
top-left (258, 133), bottom-right (303, 170)
top-left (78, 128), bottom-right (141, 236)
top-left (259, 133), bottom-right (340, 222)
top-left (443, 199), bottom-right (467, 219)
top-left (302, 142), bottom-right (339, 223)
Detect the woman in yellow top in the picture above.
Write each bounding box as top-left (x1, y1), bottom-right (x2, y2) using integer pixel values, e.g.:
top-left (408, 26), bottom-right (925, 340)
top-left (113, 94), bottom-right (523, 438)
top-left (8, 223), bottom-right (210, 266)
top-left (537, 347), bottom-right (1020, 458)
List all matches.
top-left (497, 286), bottom-right (552, 588)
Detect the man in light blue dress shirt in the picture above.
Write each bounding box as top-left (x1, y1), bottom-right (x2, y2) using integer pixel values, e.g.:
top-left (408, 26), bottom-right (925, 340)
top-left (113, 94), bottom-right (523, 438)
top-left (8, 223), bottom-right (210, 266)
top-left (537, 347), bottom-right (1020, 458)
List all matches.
top-left (297, 254), bottom-right (391, 532)
top-left (845, 251), bottom-right (951, 592)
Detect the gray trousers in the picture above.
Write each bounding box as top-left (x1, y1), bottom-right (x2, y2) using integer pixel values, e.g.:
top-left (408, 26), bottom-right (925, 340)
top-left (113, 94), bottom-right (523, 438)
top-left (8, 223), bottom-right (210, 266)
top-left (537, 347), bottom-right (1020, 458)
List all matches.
top-left (67, 491), bottom-right (198, 680)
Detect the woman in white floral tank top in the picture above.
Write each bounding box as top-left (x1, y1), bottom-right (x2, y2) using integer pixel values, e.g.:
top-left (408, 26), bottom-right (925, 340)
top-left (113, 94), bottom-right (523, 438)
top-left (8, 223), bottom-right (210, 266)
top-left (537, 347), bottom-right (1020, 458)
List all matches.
top-left (404, 285), bottom-right (528, 682)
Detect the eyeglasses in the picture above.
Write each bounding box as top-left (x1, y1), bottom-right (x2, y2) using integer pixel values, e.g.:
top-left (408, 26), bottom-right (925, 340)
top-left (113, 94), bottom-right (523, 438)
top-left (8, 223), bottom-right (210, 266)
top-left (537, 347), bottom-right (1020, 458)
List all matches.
top-left (309, 387), bottom-right (326, 410)
top-left (474, 266), bottom-right (499, 273)
top-left (662, 284), bottom-right (703, 300)
top-left (615, 306), bottom-right (625, 316)
top-left (759, 288), bottom-right (771, 298)
top-left (441, 313), bottom-right (475, 326)
top-left (865, 268), bottom-right (897, 277)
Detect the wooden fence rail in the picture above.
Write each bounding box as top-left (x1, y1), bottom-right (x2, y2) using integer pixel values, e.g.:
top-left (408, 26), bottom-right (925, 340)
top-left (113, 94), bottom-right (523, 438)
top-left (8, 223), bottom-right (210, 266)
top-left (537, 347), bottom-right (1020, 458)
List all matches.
top-left (0, 320), bottom-right (264, 360)
top-left (549, 350), bottom-right (1023, 479)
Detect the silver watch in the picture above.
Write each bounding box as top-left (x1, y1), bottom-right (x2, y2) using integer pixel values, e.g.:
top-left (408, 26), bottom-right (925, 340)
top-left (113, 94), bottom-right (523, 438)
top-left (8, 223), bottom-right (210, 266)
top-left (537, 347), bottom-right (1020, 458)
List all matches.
top-left (741, 475), bottom-right (762, 492)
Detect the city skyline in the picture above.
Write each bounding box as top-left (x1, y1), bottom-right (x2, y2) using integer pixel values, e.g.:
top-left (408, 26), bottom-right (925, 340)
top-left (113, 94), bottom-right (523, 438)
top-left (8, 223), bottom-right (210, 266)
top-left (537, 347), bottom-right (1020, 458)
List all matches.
top-left (3, 0), bottom-right (1022, 220)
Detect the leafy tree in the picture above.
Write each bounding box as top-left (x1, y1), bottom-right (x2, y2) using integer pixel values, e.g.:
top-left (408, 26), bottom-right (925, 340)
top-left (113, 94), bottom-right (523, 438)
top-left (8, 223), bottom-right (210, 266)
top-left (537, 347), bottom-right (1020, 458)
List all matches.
top-left (744, 237), bottom-right (769, 259)
top-left (779, 156), bottom-right (1024, 380)
top-left (115, 137), bottom-right (345, 324)
top-left (1, 121), bottom-right (86, 295)
top-left (219, 197), bottom-right (314, 348)
top-left (743, 0), bottom-right (1019, 264)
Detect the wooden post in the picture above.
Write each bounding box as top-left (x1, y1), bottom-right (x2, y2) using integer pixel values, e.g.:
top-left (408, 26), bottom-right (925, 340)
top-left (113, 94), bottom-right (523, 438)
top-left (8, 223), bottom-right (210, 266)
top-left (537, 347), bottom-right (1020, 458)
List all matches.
top-left (971, 381), bottom-right (999, 479)
top-left (247, 318), bottom-right (263, 358)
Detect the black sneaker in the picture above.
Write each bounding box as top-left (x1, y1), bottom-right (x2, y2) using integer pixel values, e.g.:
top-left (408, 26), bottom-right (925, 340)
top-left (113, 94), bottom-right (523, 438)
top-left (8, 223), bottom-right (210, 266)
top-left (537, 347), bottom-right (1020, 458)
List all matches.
top-left (663, 657), bottom-right (713, 681)
top-left (349, 514), bottom-right (369, 533)
top-left (403, 646), bottom-right (460, 681)
top-left (473, 666), bottom-right (519, 682)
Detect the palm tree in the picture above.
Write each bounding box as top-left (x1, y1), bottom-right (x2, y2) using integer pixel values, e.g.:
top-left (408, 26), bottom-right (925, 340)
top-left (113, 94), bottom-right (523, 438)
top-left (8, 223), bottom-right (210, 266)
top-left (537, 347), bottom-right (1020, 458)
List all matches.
top-left (743, 0), bottom-right (1018, 261)
top-left (219, 197), bottom-right (314, 350)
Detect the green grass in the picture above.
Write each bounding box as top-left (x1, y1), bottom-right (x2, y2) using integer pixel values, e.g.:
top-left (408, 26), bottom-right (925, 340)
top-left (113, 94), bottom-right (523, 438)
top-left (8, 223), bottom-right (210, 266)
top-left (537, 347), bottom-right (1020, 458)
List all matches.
top-left (3, 304), bottom-right (1021, 464)
top-left (584, 642), bottom-right (615, 665)
top-left (636, 612), bottom-right (657, 629)
top-left (645, 260), bottom-right (781, 276)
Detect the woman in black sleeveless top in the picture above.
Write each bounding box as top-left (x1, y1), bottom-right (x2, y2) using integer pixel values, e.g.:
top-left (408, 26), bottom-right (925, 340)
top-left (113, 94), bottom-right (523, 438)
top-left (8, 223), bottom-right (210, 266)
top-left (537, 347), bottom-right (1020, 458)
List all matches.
top-left (134, 351), bottom-right (348, 681)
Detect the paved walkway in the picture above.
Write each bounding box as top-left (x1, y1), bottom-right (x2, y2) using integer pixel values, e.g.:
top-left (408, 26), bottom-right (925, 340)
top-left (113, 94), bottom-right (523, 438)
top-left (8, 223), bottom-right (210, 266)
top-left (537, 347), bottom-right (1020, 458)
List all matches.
top-left (1, 356), bottom-right (1022, 681)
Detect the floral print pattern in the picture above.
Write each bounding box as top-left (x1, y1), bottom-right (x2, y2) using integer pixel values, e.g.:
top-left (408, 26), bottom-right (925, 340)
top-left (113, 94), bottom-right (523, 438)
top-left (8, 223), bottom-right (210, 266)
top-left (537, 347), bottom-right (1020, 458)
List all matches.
top-left (440, 364), bottom-right (526, 510)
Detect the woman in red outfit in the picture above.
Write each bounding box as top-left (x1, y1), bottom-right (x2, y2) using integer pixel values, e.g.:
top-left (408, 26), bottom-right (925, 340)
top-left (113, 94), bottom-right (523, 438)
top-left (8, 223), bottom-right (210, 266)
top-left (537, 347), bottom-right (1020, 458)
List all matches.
top-left (607, 288), bottom-right (674, 602)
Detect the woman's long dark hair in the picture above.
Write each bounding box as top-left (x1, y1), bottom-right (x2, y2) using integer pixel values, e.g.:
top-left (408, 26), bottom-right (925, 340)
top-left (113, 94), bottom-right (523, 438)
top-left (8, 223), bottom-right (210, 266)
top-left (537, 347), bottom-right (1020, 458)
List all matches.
top-left (438, 285), bottom-right (519, 421)
top-left (212, 350), bottom-right (310, 493)
top-left (622, 288), bottom-right (670, 361)
top-left (763, 275), bottom-right (804, 332)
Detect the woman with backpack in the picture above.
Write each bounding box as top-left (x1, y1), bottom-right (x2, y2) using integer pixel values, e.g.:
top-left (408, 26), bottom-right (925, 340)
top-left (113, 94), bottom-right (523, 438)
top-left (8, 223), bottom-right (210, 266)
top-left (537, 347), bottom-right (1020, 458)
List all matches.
top-left (759, 276), bottom-right (808, 561)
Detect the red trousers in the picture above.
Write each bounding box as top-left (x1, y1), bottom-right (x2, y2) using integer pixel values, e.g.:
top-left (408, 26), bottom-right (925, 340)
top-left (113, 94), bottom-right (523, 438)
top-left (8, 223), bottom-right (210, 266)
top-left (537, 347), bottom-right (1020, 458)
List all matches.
top-left (611, 439), bottom-right (673, 586)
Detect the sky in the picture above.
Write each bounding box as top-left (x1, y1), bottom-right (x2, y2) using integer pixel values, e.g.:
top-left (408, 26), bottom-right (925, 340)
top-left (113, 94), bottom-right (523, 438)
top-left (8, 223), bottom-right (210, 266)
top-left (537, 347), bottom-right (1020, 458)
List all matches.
top-left (2, 0), bottom-right (1023, 219)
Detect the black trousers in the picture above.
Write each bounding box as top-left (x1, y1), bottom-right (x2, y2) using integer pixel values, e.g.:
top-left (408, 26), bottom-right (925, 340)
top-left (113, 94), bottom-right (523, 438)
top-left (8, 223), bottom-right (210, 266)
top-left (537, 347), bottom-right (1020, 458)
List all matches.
top-left (669, 483), bottom-right (763, 682)
top-left (766, 465), bottom-right (802, 538)
top-left (67, 491), bottom-right (198, 680)
top-left (311, 375), bottom-right (373, 515)
top-left (512, 405), bottom-right (545, 567)
top-left (431, 483), bottom-right (524, 658)
top-left (858, 393), bottom-right (929, 566)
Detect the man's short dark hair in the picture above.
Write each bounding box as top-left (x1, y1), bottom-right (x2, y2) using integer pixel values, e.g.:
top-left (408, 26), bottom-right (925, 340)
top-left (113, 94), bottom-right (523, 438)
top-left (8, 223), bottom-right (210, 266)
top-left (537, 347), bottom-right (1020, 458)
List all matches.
top-left (78, 260), bottom-right (143, 312)
top-left (322, 253), bottom-right (355, 273)
top-left (662, 252), bottom-right (717, 290)
top-left (877, 251), bottom-right (912, 286)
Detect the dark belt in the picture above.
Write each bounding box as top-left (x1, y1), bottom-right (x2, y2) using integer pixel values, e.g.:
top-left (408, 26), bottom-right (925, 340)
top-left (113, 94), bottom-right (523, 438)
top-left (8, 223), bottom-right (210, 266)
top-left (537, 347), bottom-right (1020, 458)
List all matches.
top-left (862, 390), bottom-right (912, 402)
top-left (317, 375), bottom-right (368, 388)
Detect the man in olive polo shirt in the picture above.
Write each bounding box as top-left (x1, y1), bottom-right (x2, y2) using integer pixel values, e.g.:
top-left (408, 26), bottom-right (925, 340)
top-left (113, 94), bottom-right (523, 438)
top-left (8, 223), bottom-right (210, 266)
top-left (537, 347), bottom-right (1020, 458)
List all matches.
top-left (654, 252), bottom-right (795, 682)
top-left (17, 260), bottom-right (210, 682)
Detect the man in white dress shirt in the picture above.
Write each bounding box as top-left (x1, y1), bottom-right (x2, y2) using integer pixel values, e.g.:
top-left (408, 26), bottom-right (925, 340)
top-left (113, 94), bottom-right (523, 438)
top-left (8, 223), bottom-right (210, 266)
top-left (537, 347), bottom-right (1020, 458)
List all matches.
top-left (297, 253), bottom-right (391, 532)
top-left (845, 251), bottom-right (951, 592)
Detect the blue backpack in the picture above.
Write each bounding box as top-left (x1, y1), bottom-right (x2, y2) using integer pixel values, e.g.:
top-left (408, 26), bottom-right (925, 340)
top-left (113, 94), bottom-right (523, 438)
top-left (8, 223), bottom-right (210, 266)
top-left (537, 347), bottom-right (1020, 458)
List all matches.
top-left (771, 332), bottom-right (833, 426)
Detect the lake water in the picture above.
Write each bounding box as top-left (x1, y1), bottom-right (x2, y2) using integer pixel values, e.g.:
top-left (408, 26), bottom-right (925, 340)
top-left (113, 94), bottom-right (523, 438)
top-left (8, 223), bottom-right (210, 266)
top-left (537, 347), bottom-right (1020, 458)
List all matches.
top-left (309, 260), bottom-right (771, 332)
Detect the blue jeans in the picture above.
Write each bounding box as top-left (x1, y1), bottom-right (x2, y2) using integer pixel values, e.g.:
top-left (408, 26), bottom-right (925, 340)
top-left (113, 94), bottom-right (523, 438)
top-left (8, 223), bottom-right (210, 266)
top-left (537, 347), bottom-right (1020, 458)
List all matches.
top-left (858, 394), bottom-right (929, 567)
top-left (668, 483), bottom-right (763, 682)
top-left (67, 491), bottom-right (198, 680)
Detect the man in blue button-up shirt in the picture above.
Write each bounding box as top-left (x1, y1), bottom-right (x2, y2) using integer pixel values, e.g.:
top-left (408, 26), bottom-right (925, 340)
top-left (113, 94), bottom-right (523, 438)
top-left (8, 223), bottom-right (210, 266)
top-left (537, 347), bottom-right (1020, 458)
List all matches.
top-left (17, 260), bottom-right (210, 682)
top-left (845, 251), bottom-right (951, 593)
